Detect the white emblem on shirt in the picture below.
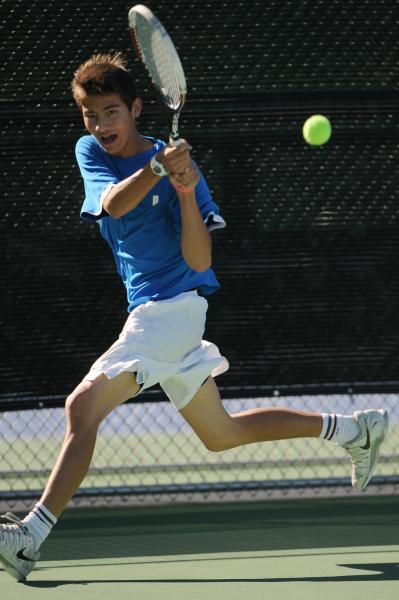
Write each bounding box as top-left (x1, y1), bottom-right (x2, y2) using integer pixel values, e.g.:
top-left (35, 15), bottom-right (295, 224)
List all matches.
top-left (152, 195), bottom-right (159, 206)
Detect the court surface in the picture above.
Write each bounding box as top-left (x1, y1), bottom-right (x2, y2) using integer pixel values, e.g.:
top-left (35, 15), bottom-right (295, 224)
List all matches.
top-left (1, 495), bottom-right (398, 599)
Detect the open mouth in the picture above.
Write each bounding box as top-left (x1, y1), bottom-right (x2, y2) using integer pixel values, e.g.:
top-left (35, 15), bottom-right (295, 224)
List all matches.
top-left (100, 134), bottom-right (117, 146)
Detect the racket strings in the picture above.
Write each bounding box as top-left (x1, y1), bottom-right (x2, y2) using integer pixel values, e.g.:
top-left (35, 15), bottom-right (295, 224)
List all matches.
top-left (134, 16), bottom-right (181, 110)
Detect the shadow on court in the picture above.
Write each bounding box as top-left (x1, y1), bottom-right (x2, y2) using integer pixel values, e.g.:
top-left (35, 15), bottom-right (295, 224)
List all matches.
top-left (39, 496), bottom-right (399, 561)
top-left (22, 562), bottom-right (399, 587)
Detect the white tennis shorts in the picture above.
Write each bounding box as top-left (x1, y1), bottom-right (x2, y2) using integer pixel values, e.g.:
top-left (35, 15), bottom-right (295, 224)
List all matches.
top-left (83, 291), bottom-right (229, 410)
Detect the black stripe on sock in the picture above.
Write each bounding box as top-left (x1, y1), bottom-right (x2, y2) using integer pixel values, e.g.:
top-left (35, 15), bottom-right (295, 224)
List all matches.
top-left (35, 506), bottom-right (55, 526)
top-left (327, 415), bottom-right (338, 441)
top-left (324, 415), bottom-right (332, 440)
top-left (33, 509), bottom-right (49, 527)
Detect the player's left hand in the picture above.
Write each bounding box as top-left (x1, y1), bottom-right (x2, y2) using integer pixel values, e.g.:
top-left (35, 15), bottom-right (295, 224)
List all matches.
top-left (158, 140), bottom-right (192, 174)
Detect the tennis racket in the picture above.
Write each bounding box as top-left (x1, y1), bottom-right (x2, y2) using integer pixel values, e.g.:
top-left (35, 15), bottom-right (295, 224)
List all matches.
top-left (128, 4), bottom-right (187, 146)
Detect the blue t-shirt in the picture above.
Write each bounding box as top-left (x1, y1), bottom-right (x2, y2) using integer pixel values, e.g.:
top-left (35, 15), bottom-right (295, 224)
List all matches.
top-left (75, 135), bottom-right (226, 312)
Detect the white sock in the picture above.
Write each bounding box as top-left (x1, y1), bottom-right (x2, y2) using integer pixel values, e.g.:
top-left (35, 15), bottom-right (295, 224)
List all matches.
top-left (22, 502), bottom-right (57, 551)
top-left (320, 413), bottom-right (360, 446)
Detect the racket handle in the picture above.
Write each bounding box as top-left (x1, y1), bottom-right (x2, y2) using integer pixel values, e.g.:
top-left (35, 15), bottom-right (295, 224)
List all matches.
top-left (169, 135), bottom-right (181, 147)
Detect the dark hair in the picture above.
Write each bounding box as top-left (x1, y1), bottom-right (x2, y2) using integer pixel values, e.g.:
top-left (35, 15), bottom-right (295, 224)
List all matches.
top-left (71, 52), bottom-right (138, 110)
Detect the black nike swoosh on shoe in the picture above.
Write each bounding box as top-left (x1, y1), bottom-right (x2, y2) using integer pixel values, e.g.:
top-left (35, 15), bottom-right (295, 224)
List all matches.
top-left (16, 548), bottom-right (36, 562)
top-left (360, 427), bottom-right (371, 450)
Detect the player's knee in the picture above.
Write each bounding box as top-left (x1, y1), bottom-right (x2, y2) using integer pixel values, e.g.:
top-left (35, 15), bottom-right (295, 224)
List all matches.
top-left (65, 383), bottom-right (102, 431)
top-left (200, 431), bottom-right (234, 453)
top-left (202, 438), bottom-right (228, 452)
top-left (193, 416), bottom-right (240, 452)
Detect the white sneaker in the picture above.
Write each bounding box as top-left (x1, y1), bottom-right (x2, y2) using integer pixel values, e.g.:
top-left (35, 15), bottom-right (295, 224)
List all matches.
top-left (345, 409), bottom-right (389, 490)
top-left (0, 513), bottom-right (40, 581)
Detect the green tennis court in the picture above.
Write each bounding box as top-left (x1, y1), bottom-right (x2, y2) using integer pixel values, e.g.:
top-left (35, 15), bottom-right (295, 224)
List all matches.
top-left (2, 496), bottom-right (398, 599)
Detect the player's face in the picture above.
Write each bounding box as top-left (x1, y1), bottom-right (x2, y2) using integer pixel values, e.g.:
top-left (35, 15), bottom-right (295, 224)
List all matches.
top-left (80, 93), bottom-right (142, 157)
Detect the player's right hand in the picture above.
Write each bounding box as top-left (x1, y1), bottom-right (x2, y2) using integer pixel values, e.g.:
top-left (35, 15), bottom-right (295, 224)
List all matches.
top-left (157, 141), bottom-right (192, 175)
top-left (169, 161), bottom-right (200, 192)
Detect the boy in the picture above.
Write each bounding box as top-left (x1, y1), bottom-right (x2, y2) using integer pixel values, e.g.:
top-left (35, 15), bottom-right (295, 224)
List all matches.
top-left (0, 52), bottom-right (389, 582)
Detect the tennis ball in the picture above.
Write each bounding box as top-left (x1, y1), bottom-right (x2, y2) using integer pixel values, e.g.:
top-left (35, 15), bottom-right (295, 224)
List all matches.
top-left (302, 115), bottom-right (332, 146)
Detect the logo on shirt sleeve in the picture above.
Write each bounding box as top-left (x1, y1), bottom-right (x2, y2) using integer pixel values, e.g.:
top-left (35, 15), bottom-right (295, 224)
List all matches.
top-left (152, 195), bottom-right (159, 206)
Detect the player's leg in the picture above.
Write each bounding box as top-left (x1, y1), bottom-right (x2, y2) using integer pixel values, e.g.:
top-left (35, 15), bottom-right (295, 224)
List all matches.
top-left (0, 371), bottom-right (140, 582)
top-left (180, 376), bottom-right (322, 451)
top-left (180, 377), bottom-right (388, 488)
top-left (39, 371), bottom-right (140, 517)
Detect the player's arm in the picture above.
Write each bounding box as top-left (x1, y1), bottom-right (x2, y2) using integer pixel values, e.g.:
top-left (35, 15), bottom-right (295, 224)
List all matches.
top-left (171, 163), bottom-right (212, 273)
top-left (103, 142), bottom-right (192, 219)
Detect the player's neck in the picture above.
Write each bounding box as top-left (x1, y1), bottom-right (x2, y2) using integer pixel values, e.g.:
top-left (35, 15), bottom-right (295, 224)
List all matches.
top-left (115, 133), bottom-right (153, 158)
top-left (136, 135), bottom-right (155, 154)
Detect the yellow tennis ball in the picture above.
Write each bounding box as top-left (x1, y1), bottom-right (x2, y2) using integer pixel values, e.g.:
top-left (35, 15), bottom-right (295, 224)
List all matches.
top-left (303, 115), bottom-right (332, 146)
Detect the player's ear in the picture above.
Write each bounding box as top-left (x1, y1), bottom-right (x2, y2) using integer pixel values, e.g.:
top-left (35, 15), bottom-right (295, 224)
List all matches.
top-left (131, 97), bottom-right (142, 119)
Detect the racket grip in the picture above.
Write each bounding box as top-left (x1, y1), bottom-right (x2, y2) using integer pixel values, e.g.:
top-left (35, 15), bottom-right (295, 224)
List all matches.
top-left (169, 135), bottom-right (182, 147)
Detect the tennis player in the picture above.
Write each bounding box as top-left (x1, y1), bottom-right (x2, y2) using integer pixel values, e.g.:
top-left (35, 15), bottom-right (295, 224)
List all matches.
top-left (0, 52), bottom-right (389, 582)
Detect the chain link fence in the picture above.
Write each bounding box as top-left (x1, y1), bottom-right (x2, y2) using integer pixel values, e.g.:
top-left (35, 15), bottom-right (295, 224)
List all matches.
top-left (1, 392), bottom-right (397, 512)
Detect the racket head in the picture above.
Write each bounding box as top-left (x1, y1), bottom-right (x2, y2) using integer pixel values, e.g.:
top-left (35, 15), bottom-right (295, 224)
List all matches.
top-left (128, 4), bottom-right (187, 117)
